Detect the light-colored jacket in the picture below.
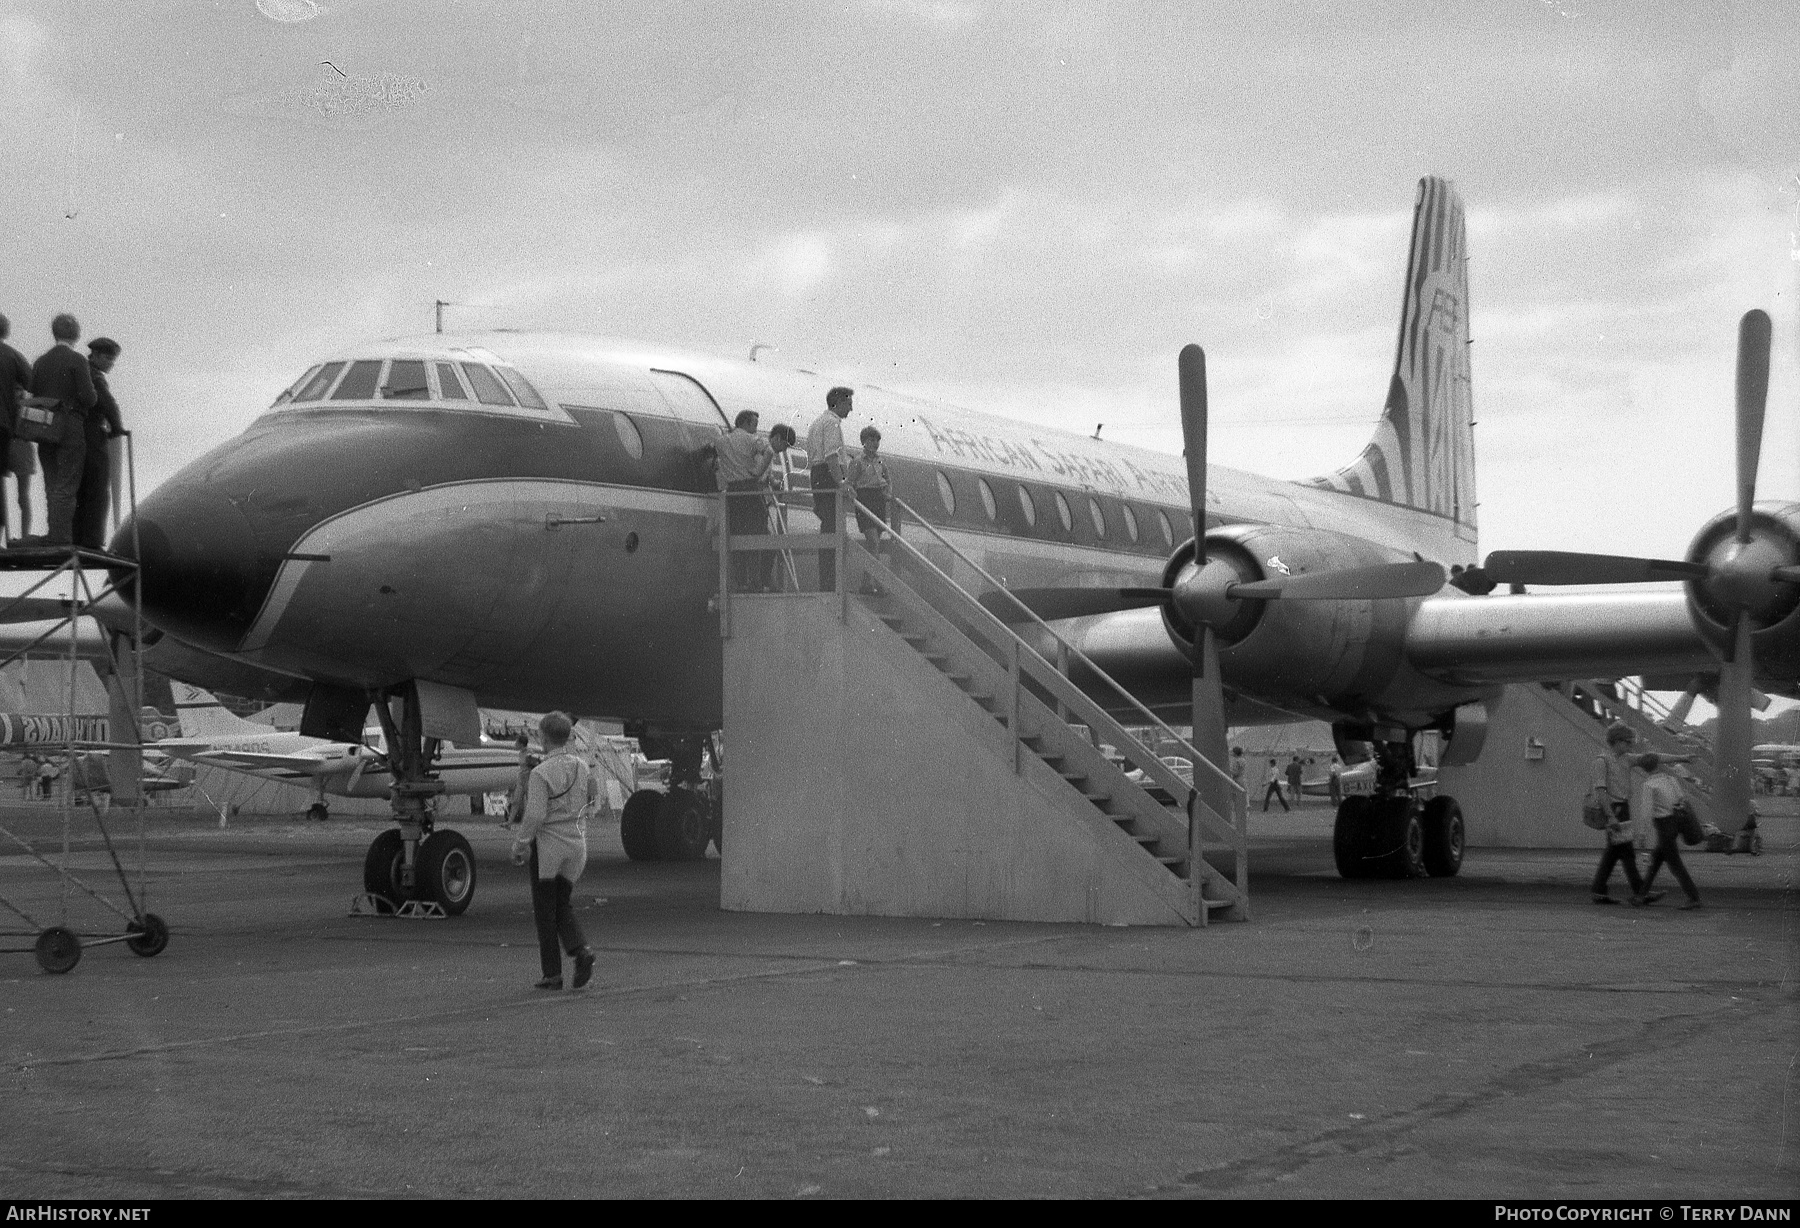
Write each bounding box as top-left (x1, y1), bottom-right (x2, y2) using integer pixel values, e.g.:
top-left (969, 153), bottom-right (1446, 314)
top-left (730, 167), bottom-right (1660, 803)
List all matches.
top-left (518, 751), bottom-right (595, 876)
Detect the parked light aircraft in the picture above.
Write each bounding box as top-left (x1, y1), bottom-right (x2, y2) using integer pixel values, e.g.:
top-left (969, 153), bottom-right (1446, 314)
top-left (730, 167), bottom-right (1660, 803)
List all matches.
top-left (78, 176), bottom-right (1795, 915)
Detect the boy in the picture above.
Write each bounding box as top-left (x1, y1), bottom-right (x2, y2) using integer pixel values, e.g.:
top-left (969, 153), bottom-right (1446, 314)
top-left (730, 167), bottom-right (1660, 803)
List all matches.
top-left (844, 424), bottom-right (893, 576)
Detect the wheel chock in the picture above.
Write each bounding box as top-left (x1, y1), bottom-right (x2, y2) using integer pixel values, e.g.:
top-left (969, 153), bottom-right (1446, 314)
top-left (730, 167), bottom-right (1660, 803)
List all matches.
top-left (348, 893), bottom-right (446, 919)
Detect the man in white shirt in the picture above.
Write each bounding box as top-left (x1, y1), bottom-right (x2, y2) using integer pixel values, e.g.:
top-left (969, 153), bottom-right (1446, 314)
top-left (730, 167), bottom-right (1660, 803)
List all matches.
top-left (805, 386), bottom-right (853, 591)
top-left (1635, 753), bottom-right (1701, 910)
top-left (716, 409), bottom-right (776, 592)
top-left (1589, 723), bottom-right (1650, 904)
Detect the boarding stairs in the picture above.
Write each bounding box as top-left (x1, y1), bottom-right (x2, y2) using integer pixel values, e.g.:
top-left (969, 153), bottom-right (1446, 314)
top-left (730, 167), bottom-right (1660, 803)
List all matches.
top-left (716, 488), bottom-right (1247, 926)
top-left (1554, 679), bottom-right (1723, 823)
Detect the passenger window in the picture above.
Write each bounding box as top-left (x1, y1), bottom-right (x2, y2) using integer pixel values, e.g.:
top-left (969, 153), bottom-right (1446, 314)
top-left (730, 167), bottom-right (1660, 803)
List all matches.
top-left (461, 364), bottom-right (517, 406)
top-left (294, 362), bottom-right (345, 402)
top-left (435, 363), bottom-right (469, 400)
top-left (977, 478), bottom-right (998, 522)
top-left (1052, 490), bottom-right (1074, 533)
top-left (1088, 497), bottom-right (1107, 538)
top-left (496, 367), bottom-right (549, 410)
top-left (1017, 485), bottom-right (1037, 527)
top-left (935, 472), bottom-right (957, 516)
top-left (1157, 509), bottom-right (1174, 547)
top-left (1122, 504), bottom-right (1140, 543)
top-left (331, 360), bottom-right (382, 400)
top-left (612, 411), bottom-right (645, 460)
top-left (274, 365), bottom-right (321, 406)
top-left (383, 360), bottom-right (429, 400)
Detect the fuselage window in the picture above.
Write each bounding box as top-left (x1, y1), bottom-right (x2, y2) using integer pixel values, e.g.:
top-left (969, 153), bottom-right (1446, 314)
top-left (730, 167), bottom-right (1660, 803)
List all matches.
top-left (977, 477), bottom-right (998, 522)
top-left (435, 363), bottom-right (469, 400)
top-left (1017, 484), bottom-right (1037, 527)
top-left (461, 363), bottom-right (517, 407)
top-left (274, 365), bottom-right (321, 406)
top-left (612, 411), bottom-right (645, 460)
top-left (1157, 509), bottom-right (1174, 547)
top-left (331, 359), bottom-right (383, 400)
top-left (383, 360), bottom-right (429, 400)
top-left (1088, 496), bottom-right (1107, 538)
top-left (935, 471), bottom-right (957, 516)
top-left (294, 362), bottom-right (346, 402)
top-left (1121, 504), bottom-right (1140, 543)
top-left (1052, 490), bottom-right (1074, 533)
top-left (496, 367), bottom-right (550, 410)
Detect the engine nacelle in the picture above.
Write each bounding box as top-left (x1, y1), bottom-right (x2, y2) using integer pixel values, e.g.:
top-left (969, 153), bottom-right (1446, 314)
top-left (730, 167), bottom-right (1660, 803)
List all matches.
top-left (1685, 501), bottom-right (1800, 686)
top-left (1160, 523), bottom-right (1425, 705)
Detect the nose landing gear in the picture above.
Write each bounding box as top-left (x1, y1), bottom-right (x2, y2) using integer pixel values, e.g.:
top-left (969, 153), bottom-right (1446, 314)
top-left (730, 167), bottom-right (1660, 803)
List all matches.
top-left (353, 682), bottom-right (479, 916)
top-left (1332, 734), bottom-right (1464, 880)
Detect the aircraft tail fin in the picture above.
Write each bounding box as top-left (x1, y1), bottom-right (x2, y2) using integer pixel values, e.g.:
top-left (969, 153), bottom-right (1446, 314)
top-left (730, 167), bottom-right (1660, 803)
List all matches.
top-left (171, 683), bottom-right (269, 738)
top-left (1305, 176), bottom-right (1477, 543)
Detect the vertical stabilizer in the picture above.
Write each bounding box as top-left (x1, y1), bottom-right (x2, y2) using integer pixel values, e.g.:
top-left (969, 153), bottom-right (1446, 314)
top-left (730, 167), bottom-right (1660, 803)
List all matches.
top-left (171, 682), bottom-right (268, 738)
top-left (1306, 177), bottom-right (1477, 543)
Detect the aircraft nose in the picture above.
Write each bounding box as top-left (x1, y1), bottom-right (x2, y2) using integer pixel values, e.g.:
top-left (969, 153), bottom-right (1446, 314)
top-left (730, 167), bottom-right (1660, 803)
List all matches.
top-left (118, 486), bottom-right (271, 652)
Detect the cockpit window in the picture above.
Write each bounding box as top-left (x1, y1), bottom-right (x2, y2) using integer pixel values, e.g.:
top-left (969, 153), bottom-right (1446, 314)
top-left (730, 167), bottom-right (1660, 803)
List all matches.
top-left (383, 360), bottom-right (429, 400)
top-left (461, 363), bottom-right (516, 407)
top-left (274, 365), bottom-right (321, 406)
top-left (331, 360), bottom-right (383, 400)
top-left (435, 363), bottom-right (469, 400)
top-left (496, 367), bottom-right (549, 410)
top-left (293, 362), bottom-right (345, 403)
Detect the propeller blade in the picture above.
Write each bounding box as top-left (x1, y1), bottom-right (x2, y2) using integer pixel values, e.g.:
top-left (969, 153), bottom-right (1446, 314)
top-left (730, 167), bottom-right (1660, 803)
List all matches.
top-left (1711, 615), bottom-right (1756, 832)
top-left (1226, 560), bottom-right (1446, 602)
top-left (1735, 309), bottom-right (1771, 544)
top-left (1481, 550), bottom-right (1709, 587)
top-left (980, 586), bottom-right (1171, 622)
top-left (1178, 344), bottom-right (1208, 563)
top-left (0, 591), bottom-right (142, 632)
top-left (1189, 624), bottom-right (1235, 828)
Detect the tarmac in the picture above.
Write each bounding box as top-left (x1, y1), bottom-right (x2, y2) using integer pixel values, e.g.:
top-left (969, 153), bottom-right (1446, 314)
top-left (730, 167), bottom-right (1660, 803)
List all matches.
top-left (0, 797), bottom-right (1795, 1200)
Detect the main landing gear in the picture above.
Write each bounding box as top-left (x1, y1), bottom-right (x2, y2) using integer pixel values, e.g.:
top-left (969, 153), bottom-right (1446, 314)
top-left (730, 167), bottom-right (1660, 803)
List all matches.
top-left (619, 729), bottom-right (722, 862)
top-left (1332, 734), bottom-right (1464, 880)
top-left (356, 684), bottom-right (478, 915)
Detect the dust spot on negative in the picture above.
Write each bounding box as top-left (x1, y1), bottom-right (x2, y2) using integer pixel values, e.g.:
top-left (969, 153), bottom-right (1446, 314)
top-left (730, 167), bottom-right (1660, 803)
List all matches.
top-left (256, 0), bottom-right (325, 22)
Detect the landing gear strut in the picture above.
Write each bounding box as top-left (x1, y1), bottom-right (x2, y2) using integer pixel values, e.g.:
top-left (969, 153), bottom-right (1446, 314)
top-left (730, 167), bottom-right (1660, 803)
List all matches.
top-left (1331, 730), bottom-right (1463, 880)
top-left (620, 728), bottom-right (720, 862)
top-left (357, 683), bottom-right (478, 915)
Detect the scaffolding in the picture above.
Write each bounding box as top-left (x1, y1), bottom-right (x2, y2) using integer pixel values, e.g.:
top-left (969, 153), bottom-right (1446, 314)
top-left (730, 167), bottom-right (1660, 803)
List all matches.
top-left (0, 433), bottom-right (167, 973)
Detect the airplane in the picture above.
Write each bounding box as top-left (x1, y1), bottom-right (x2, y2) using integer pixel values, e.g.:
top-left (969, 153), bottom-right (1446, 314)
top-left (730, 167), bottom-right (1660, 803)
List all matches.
top-left (49, 175), bottom-right (1792, 916)
top-left (147, 683), bottom-right (520, 908)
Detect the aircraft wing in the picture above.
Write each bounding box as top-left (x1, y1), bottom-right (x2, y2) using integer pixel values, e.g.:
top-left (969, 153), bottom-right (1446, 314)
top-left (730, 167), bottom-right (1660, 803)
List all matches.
top-left (1403, 589), bottom-right (1717, 687)
top-left (189, 750), bottom-right (330, 773)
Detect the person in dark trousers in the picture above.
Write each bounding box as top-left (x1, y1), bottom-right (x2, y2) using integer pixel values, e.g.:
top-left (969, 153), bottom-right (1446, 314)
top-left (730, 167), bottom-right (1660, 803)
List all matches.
top-left (714, 409), bottom-right (776, 592)
top-left (0, 314), bottom-right (31, 545)
top-left (1261, 757), bottom-right (1289, 812)
top-left (1635, 754), bottom-right (1702, 910)
top-left (511, 712), bottom-right (597, 990)
top-left (75, 337), bottom-right (126, 550)
top-left (28, 314), bottom-right (98, 547)
top-left (1327, 755), bottom-right (1343, 806)
top-left (1589, 723), bottom-right (1652, 904)
top-left (805, 386), bottom-right (853, 591)
top-left (1285, 754), bottom-right (1304, 805)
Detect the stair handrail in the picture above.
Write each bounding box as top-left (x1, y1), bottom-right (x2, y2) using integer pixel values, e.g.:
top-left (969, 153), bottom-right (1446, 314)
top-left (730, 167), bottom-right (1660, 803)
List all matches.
top-left (868, 495), bottom-right (1241, 805)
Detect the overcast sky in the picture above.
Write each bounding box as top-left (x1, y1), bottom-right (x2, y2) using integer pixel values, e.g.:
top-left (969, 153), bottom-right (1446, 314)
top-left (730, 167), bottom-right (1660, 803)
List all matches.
top-left (2, 0), bottom-right (1794, 566)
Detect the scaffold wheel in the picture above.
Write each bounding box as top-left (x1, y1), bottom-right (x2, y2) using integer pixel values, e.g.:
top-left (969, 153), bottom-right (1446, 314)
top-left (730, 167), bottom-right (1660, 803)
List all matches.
top-left (35, 926), bottom-right (81, 974)
top-left (126, 913), bottom-right (170, 957)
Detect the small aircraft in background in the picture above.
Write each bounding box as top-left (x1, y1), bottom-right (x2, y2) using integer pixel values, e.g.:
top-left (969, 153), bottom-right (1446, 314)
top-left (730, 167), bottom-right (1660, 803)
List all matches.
top-left (156, 683), bottom-right (520, 826)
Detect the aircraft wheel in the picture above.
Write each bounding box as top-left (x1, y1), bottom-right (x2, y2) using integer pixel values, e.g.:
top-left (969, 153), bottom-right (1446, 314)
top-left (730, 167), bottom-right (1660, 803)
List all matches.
top-left (125, 913), bottom-right (170, 957)
top-left (1376, 797), bottom-right (1429, 879)
top-left (418, 830), bottom-right (477, 915)
top-left (35, 926), bottom-right (81, 974)
top-left (362, 829), bottom-right (414, 903)
top-left (306, 802), bottom-right (329, 822)
top-left (1333, 796), bottom-right (1377, 879)
top-left (655, 789), bottom-right (711, 861)
top-left (619, 790), bottom-right (662, 862)
top-left (1421, 796), bottom-right (1465, 878)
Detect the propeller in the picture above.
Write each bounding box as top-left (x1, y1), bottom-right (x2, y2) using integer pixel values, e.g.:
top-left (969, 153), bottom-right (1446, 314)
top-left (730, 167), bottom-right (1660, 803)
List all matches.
top-left (1464, 310), bottom-right (1783, 830)
top-left (1178, 346), bottom-right (1235, 830)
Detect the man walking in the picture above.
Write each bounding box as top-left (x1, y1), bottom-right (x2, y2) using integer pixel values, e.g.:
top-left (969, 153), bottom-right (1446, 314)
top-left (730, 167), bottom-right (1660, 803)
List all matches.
top-left (1635, 754), bottom-right (1702, 910)
top-left (805, 386), bottom-right (853, 591)
top-left (1589, 723), bottom-right (1652, 905)
top-left (1261, 757), bottom-right (1289, 812)
top-left (28, 314), bottom-right (97, 547)
top-left (511, 712), bottom-right (597, 990)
